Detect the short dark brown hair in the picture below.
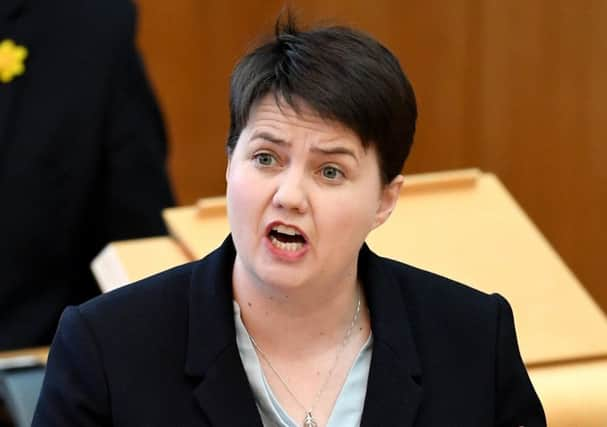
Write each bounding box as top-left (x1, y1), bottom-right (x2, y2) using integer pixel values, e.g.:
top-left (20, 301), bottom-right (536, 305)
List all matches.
top-left (227, 15), bottom-right (417, 184)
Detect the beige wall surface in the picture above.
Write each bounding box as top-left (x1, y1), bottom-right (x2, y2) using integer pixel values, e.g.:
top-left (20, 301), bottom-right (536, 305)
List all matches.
top-left (135, 0), bottom-right (607, 312)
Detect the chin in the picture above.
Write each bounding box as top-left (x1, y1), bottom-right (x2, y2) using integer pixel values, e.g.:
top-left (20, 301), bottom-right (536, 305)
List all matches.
top-left (254, 264), bottom-right (309, 292)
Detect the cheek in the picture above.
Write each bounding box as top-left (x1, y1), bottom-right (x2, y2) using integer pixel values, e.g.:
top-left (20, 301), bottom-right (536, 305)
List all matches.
top-left (316, 190), bottom-right (378, 243)
top-left (227, 169), bottom-right (260, 234)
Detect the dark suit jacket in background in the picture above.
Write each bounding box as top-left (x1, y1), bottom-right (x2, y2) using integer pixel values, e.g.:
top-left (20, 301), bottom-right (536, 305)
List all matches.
top-left (0, 0), bottom-right (174, 349)
top-left (33, 236), bottom-right (546, 426)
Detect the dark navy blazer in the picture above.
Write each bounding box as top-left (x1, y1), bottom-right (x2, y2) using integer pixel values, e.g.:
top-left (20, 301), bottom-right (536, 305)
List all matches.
top-left (0, 0), bottom-right (173, 349)
top-left (33, 236), bottom-right (545, 426)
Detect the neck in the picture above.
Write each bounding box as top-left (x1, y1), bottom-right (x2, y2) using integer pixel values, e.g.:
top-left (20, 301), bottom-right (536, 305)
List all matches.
top-left (232, 256), bottom-right (365, 357)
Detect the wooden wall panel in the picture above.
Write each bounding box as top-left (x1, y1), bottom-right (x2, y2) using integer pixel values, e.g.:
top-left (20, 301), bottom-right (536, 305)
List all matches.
top-left (136, 0), bottom-right (283, 203)
top-left (478, 0), bottom-right (607, 310)
top-left (279, 1), bottom-right (485, 172)
top-left (135, 0), bottom-right (606, 312)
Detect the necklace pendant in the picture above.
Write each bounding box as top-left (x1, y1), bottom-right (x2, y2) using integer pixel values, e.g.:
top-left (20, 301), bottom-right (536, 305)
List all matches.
top-left (303, 412), bottom-right (317, 427)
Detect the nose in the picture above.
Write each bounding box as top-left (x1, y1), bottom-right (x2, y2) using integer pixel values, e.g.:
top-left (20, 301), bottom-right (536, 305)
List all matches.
top-left (272, 168), bottom-right (309, 214)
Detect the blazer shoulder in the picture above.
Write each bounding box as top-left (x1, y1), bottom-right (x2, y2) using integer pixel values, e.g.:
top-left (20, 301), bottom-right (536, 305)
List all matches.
top-left (381, 255), bottom-right (491, 301)
top-left (376, 256), bottom-right (546, 425)
top-left (76, 239), bottom-right (235, 336)
top-left (78, 261), bottom-right (196, 326)
top-left (375, 254), bottom-right (503, 327)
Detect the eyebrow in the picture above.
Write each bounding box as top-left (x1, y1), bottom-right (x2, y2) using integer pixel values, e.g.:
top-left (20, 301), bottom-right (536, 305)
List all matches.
top-left (250, 131), bottom-right (360, 163)
top-left (250, 131), bottom-right (289, 146)
top-left (310, 146), bottom-right (359, 164)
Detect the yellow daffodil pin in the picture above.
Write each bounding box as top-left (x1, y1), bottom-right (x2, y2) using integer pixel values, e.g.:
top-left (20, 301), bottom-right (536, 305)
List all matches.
top-left (0, 39), bottom-right (28, 83)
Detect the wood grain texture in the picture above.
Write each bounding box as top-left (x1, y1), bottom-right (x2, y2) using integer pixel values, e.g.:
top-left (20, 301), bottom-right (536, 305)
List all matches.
top-left (135, 0), bottom-right (606, 311)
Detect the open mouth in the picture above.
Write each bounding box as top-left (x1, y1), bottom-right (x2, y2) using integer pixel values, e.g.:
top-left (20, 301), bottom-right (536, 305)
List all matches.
top-left (267, 223), bottom-right (307, 252)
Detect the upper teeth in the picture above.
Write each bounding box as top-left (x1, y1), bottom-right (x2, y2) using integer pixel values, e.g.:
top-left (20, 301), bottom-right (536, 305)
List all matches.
top-left (273, 224), bottom-right (300, 236)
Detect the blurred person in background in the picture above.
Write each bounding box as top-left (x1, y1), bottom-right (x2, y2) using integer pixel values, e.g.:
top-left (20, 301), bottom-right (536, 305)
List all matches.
top-left (0, 0), bottom-right (174, 350)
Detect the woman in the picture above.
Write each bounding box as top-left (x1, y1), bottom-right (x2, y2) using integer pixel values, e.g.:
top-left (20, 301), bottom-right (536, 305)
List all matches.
top-left (33, 17), bottom-right (545, 427)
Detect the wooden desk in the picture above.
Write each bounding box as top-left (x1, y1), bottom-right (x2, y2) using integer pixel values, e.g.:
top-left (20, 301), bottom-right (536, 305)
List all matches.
top-left (91, 236), bottom-right (190, 293)
top-left (529, 358), bottom-right (607, 426)
top-left (0, 347), bottom-right (48, 368)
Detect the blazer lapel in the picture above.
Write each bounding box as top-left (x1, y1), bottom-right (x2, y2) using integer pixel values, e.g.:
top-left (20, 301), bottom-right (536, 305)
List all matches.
top-left (359, 244), bottom-right (423, 427)
top-left (191, 342), bottom-right (263, 426)
top-left (181, 237), bottom-right (422, 426)
top-left (184, 237), bottom-right (263, 427)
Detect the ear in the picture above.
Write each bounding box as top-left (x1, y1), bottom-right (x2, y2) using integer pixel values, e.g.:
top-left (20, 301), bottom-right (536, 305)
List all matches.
top-left (225, 156), bottom-right (231, 182)
top-left (372, 174), bottom-right (404, 229)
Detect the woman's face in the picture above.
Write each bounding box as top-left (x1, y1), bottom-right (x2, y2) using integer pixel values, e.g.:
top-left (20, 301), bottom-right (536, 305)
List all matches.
top-left (226, 94), bottom-right (402, 293)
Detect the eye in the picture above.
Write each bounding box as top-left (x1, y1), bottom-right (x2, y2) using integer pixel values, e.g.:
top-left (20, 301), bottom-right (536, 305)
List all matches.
top-left (321, 165), bottom-right (344, 180)
top-left (253, 152), bottom-right (277, 167)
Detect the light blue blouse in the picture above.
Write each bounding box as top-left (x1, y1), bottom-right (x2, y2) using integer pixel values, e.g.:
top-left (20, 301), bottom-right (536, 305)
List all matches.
top-left (234, 301), bottom-right (373, 427)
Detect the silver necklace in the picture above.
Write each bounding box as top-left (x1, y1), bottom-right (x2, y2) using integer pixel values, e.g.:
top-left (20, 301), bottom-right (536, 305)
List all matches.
top-left (248, 292), bottom-right (361, 427)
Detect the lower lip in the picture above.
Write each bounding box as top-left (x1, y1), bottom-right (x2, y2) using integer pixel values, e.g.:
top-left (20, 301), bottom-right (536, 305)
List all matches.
top-left (263, 236), bottom-right (309, 261)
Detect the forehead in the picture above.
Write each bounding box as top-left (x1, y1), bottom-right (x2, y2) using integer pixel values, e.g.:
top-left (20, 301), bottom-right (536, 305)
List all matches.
top-left (245, 95), bottom-right (364, 150)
